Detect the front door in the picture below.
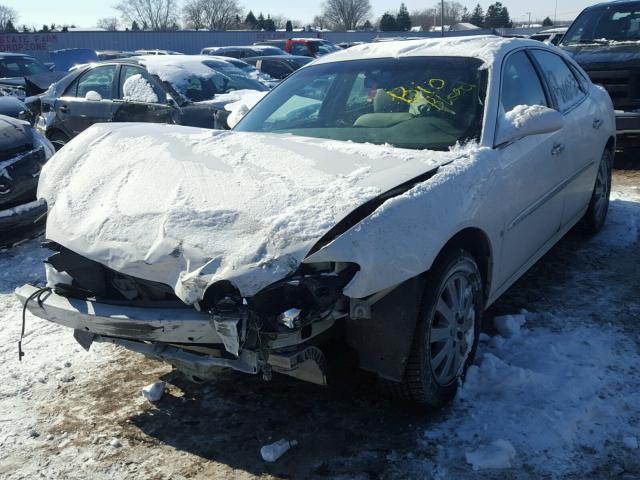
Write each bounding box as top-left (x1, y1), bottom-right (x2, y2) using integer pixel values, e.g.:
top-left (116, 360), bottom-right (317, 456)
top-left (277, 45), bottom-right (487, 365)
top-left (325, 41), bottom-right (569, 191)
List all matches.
top-left (496, 50), bottom-right (568, 285)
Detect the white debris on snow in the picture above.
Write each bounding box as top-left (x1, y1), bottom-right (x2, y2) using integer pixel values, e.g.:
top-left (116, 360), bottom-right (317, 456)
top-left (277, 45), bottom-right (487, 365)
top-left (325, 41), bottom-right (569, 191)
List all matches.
top-left (37, 123), bottom-right (464, 303)
top-left (493, 313), bottom-right (526, 337)
top-left (122, 74), bottom-right (159, 103)
top-left (623, 436), bottom-right (639, 450)
top-left (465, 439), bottom-right (516, 470)
top-left (142, 381), bottom-right (165, 402)
top-left (260, 438), bottom-right (298, 462)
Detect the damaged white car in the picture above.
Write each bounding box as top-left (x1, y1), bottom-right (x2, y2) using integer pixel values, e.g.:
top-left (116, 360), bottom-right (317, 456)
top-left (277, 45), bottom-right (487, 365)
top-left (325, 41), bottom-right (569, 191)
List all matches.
top-left (17, 36), bottom-right (615, 407)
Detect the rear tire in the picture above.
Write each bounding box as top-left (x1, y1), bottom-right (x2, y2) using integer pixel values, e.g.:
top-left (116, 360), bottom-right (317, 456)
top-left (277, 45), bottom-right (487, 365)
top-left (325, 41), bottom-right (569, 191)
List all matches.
top-left (390, 248), bottom-right (483, 407)
top-left (583, 148), bottom-right (612, 234)
top-left (48, 131), bottom-right (69, 152)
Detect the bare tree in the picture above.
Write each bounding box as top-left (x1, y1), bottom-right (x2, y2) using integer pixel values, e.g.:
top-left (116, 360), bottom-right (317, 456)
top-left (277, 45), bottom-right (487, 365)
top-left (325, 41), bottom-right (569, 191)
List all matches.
top-left (321, 0), bottom-right (371, 31)
top-left (0, 4), bottom-right (18, 31)
top-left (183, 0), bottom-right (242, 31)
top-left (411, 1), bottom-right (464, 29)
top-left (183, 0), bottom-right (207, 30)
top-left (97, 17), bottom-right (119, 31)
top-left (114, 0), bottom-right (179, 31)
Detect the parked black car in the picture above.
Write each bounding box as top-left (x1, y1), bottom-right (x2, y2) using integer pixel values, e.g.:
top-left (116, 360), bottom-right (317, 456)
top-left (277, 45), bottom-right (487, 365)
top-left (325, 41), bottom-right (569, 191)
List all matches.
top-left (0, 53), bottom-right (66, 100)
top-left (243, 55), bottom-right (313, 80)
top-left (0, 115), bottom-right (54, 246)
top-left (201, 45), bottom-right (288, 58)
top-left (560, 0), bottom-right (640, 149)
top-left (28, 55), bottom-right (269, 150)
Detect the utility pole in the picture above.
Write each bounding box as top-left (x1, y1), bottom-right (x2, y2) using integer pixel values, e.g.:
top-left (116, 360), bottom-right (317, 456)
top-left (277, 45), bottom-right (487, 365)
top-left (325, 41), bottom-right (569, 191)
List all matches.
top-left (441, 0), bottom-right (445, 36)
top-left (554, 0), bottom-right (558, 23)
top-left (526, 11), bottom-right (531, 27)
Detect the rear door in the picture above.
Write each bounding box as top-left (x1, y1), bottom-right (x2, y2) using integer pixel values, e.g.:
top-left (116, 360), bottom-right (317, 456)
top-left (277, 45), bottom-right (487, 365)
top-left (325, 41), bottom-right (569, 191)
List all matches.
top-left (112, 65), bottom-right (175, 125)
top-left (496, 50), bottom-right (569, 285)
top-left (529, 49), bottom-right (601, 225)
top-left (55, 65), bottom-right (117, 137)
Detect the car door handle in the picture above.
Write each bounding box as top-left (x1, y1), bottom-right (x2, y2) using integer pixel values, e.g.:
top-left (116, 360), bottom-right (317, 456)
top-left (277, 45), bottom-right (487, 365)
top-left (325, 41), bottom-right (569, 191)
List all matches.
top-left (58, 105), bottom-right (69, 113)
top-left (592, 118), bottom-right (603, 130)
top-left (551, 143), bottom-right (565, 156)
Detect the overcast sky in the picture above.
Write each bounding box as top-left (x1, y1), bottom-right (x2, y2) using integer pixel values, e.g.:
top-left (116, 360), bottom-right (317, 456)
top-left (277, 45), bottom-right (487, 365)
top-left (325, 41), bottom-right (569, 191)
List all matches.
top-left (3, 0), bottom-right (597, 28)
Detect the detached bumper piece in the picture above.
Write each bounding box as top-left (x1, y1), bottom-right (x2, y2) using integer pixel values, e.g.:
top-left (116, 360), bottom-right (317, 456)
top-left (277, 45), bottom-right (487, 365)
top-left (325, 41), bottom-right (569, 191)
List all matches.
top-left (15, 283), bottom-right (332, 385)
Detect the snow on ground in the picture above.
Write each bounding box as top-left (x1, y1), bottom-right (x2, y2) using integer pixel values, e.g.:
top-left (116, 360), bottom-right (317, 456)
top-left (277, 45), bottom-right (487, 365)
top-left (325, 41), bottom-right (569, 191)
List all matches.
top-left (0, 171), bottom-right (638, 479)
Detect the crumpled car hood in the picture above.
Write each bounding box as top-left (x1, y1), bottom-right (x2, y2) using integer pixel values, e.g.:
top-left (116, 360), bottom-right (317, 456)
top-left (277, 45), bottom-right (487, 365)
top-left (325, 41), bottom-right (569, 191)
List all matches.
top-left (39, 123), bottom-right (460, 304)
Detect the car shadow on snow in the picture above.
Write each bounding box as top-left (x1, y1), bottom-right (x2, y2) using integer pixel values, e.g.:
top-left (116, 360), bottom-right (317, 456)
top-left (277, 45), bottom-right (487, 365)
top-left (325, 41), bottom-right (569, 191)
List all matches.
top-left (126, 197), bottom-right (639, 478)
top-left (128, 360), bottom-right (448, 478)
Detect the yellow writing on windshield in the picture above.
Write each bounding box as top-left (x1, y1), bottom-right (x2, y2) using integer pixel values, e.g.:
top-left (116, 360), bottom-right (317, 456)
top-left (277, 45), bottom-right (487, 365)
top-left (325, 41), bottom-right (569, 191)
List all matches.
top-left (386, 80), bottom-right (476, 113)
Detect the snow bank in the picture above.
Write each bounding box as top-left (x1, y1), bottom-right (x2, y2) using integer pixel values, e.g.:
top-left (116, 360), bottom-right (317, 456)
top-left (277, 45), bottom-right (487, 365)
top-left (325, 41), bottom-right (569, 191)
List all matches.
top-left (122, 74), bottom-right (159, 103)
top-left (493, 313), bottom-right (526, 337)
top-left (38, 123), bottom-right (458, 303)
top-left (422, 310), bottom-right (640, 474)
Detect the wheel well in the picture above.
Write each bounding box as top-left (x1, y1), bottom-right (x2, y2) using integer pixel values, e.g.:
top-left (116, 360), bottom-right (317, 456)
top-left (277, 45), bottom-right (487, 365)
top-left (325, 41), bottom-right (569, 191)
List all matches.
top-left (429, 228), bottom-right (492, 303)
top-left (606, 136), bottom-right (615, 153)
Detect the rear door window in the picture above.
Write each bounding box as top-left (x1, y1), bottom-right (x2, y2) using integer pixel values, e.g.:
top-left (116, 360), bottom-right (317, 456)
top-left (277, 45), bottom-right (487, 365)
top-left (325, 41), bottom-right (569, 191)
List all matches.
top-left (531, 50), bottom-right (585, 112)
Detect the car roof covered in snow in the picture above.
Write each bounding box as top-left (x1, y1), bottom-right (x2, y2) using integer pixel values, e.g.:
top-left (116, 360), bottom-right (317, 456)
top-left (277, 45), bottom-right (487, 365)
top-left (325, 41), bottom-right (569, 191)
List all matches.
top-left (311, 35), bottom-right (543, 67)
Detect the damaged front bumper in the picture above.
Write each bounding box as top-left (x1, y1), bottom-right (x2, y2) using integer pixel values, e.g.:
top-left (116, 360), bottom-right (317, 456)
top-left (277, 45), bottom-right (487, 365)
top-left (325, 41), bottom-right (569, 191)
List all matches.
top-left (16, 283), bottom-right (337, 385)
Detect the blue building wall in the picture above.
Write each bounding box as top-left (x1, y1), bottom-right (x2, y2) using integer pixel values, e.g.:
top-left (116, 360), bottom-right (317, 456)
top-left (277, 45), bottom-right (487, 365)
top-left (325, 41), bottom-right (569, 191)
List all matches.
top-left (0, 28), bottom-right (542, 62)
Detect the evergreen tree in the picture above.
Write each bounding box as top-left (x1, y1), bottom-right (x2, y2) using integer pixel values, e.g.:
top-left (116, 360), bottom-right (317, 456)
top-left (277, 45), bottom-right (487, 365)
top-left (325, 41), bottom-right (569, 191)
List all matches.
top-left (263, 15), bottom-right (276, 31)
top-left (256, 13), bottom-right (265, 30)
top-left (485, 2), bottom-right (511, 28)
top-left (379, 13), bottom-right (397, 31)
top-left (131, 20), bottom-right (140, 31)
top-left (41, 24), bottom-right (49, 32)
top-left (61, 26), bottom-right (69, 32)
top-left (363, 19), bottom-right (373, 30)
top-left (542, 16), bottom-right (553, 27)
top-left (245, 11), bottom-right (257, 29)
top-left (50, 23), bottom-right (56, 31)
top-left (396, 3), bottom-right (411, 31)
top-left (286, 20), bottom-right (293, 31)
top-left (470, 3), bottom-right (484, 27)
top-left (461, 7), bottom-right (470, 22)
top-left (21, 25), bottom-right (29, 33)
top-left (4, 20), bottom-right (17, 33)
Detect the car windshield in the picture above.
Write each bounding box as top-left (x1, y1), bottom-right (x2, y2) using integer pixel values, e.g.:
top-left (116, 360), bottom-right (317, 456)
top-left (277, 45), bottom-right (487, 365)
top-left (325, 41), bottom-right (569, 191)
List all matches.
top-left (0, 56), bottom-right (48, 77)
top-left (236, 56), bottom-right (486, 151)
top-left (562, 2), bottom-right (640, 44)
top-left (168, 61), bottom-right (268, 102)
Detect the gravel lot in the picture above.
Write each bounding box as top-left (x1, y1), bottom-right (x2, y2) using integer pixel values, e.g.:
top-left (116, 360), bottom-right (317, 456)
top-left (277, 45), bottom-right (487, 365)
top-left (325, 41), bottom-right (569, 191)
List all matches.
top-left (1, 160), bottom-right (638, 480)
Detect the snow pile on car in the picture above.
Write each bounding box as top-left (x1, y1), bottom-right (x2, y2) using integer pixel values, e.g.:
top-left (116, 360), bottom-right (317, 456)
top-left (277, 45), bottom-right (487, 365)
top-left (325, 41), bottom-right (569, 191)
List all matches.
top-left (313, 35), bottom-right (528, 68)
top-left (122, 74), bottom-right (159, 103)
top-left (37, 123), bottom-right (462, 304)
top-left (224, 90), bottom-right (268, 128)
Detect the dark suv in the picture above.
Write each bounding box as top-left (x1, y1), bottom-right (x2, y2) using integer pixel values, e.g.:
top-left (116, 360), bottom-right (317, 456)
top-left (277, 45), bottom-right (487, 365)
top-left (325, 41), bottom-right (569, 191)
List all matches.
top-left (560, 0), bottom-right (640, 149)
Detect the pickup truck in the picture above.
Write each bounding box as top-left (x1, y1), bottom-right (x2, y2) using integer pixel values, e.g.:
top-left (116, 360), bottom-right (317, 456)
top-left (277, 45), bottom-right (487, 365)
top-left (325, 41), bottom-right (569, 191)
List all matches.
top-left (560, 0), bottom-right (640, 150)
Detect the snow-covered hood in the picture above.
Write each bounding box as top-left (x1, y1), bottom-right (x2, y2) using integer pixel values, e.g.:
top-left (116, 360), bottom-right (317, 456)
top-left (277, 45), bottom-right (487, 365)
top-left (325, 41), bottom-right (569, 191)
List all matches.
top-left (39, 123), bottom-right (460, 304)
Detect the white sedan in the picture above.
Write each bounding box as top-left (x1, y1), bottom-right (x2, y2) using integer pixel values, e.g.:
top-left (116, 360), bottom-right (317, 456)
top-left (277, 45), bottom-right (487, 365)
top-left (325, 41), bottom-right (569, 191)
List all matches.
top-left (18, 36), bottom-right (615, 407)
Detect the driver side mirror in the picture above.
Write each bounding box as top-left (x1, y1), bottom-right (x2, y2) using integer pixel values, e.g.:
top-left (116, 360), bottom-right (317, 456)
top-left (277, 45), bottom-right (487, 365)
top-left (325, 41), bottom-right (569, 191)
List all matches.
top-left (496, 105), bottom-right (564, 146)
top-left (85, 91), bottom-right (102, 102)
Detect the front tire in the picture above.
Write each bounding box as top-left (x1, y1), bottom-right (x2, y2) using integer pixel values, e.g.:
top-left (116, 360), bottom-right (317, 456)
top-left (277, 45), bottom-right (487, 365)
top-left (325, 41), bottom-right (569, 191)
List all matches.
top-left (392, 249), bottom-right (483, 407)
top-left (48, 131), bottom-right (70, 152)
top-left (583, 148), bottom-right (612, 234)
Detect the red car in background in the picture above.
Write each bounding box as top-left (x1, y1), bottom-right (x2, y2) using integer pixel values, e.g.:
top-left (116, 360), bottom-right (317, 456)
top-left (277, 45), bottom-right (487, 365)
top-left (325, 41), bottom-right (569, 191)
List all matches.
top-left (254, 38), bottom-right (340, 58)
